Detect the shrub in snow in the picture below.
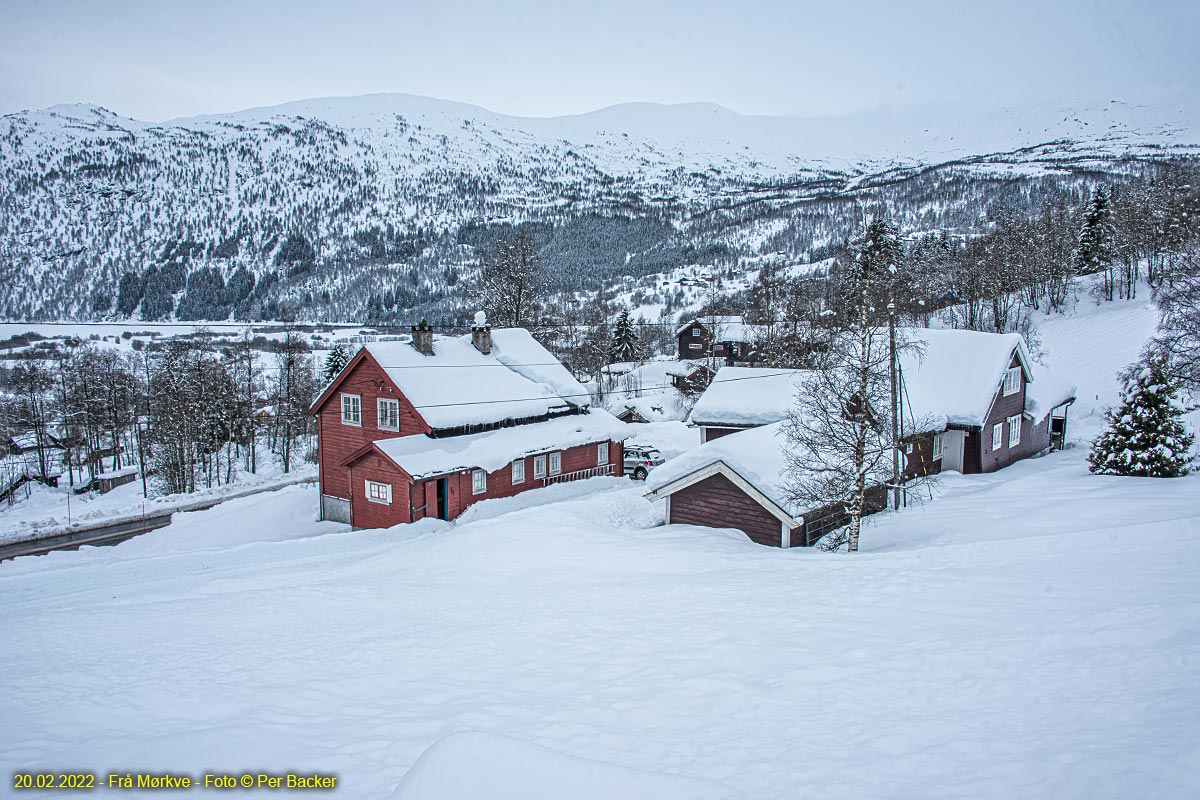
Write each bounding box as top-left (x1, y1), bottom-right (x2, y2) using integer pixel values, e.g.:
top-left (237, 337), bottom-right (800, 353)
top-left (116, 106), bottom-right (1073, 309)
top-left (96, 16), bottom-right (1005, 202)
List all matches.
top-left (1089, 356), bottom-right (1195, 478)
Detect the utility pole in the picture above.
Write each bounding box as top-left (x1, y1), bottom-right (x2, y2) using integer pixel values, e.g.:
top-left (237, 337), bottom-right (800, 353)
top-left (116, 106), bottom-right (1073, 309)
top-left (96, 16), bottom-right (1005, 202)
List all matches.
top-left (888, 296), bottom-right (900, 512)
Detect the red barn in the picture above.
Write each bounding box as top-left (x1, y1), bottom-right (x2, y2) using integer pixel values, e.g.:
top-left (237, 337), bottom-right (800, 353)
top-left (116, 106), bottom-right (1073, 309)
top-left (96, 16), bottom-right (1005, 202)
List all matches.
top-left (310, 320), bottom-right (627, 529)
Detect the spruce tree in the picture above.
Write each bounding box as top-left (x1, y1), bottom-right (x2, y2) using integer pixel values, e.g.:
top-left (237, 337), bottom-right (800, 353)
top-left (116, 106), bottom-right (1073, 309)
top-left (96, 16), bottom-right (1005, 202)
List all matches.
top-left (1089, 356), bottom-right (1195, 477)
top-left (323, 342), bottom-right (352, 383)
top-left (610, 309), bottom-right (639, 363)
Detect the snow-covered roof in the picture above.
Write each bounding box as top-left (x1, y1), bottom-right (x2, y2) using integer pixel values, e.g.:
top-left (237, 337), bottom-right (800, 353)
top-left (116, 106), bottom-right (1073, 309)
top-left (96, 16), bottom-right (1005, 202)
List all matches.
top-left (898, 328), bottom-right (1031, 432)
top-left (613, 392), bottom-right (679, 423)
top-left (369, 410), bottom-right (628, 480)
top-left (1024, 361), bottom-right (1077, 418)
top-left (645, 421), bottom-right (802, 519)
top-left (360, 328), bottom-right (589, 430)
top-left (664, 359), bottom-right (712, 378)
top-left (688, 367), bottom-right (810, 428)
top-left (676, 316), bottom-right (756, 342)
top-left (683, 328), bottom-right (1074, 436)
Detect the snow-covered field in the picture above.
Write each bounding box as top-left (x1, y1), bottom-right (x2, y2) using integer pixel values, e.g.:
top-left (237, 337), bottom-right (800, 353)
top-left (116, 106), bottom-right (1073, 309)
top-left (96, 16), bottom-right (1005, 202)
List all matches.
top-left (0, 463), bottom-right (317, 545)
top-left (2, 291), bottom-right (1197, 798)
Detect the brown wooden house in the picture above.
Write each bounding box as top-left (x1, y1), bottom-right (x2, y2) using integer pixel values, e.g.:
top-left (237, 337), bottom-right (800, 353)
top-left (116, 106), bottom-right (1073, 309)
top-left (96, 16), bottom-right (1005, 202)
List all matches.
top-left (675, 316), bottom-right (759, 365)
top-left (309, 320), bottom-right (627, 529)
top-left (646, 328), bottom-right (1077, 548)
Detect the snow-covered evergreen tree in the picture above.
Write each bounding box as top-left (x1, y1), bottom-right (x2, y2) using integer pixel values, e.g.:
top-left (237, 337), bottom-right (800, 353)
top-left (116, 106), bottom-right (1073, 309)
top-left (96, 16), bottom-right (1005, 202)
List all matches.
top-left (610, 309), bottom-right (639, 363)
top-left (323, 342), bottom-right (351, 383)
top-left (1089, 355), bottom-right (1194, 477)
top-left (1077, 187), bottom-right (1118, 300)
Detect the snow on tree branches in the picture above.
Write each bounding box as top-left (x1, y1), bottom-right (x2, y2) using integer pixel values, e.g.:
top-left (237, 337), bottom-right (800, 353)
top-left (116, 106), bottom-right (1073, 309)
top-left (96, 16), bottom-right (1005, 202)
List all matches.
top-left (1089, 355), bottom-right (1195, 478)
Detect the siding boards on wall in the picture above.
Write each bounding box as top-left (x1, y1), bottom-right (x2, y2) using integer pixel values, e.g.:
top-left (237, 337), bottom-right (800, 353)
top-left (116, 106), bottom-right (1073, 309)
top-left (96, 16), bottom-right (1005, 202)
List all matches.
top-left (316, 353), bottom-right (431, 504)
top-left (668, 473), bottom-right (783, 547)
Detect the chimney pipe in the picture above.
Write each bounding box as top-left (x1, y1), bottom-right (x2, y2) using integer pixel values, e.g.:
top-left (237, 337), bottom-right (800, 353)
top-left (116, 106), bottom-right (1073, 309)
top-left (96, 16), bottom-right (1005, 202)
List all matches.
top-left (411, 318), bottom-right (434, 355)
top-left (471, 310), bottom-right (491, 355)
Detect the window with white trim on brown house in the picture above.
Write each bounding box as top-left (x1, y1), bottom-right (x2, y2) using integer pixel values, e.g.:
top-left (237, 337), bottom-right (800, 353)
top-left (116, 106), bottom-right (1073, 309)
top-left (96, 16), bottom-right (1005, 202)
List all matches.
top-left (533, 455), bottom-right (547, 479)
top-left (472, 469), bottom-right (487, 495)
top-left (992, 422), bottom-right (1004, 450)
top-left (1007, 415), bottom-right (1021, 447)
top-left (512, 459), bottom-right (525, 484)
top-left (548, 452), bottom-right (562, 475)
top-left (1002, 367), bottom-right (1021, 396)
top-left (597, 442), bottom-right (609, 465)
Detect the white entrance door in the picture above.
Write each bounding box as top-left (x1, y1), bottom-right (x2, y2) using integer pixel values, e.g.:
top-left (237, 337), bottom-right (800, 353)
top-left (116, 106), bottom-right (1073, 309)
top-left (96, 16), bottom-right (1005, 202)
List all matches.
top-left (941, 430), bottom-right (966, 473)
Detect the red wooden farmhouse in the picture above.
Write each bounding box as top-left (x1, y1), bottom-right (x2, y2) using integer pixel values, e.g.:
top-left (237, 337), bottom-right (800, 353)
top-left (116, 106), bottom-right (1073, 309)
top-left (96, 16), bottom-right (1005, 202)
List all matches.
top-left (310, 318), bottom-right (627, 529)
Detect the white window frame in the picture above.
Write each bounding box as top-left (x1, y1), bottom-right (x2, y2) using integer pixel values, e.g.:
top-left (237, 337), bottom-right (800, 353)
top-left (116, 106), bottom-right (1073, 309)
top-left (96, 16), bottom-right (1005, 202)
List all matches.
top-left (364, 479), bottom-right (391, 505)
top-left (1008, 415), bottom-right (1021, 447)
top-left (511, 459), bottom-right (525, 485)
top-left (377, 397), bottom-right (400, 432)
top-left (1002, 367), bottom-right (1021, 397)
top-left (932, 433), bottom-right (944, 461)
top-left (341, 393), bottom-right (362, 426)
top-left (533, 455), bottom-right (547, 479)
top-left (688, 342), bottom-right (703, 350)
top-left (692, 327), bottom-right (700, 336)
top-left (597, 442), bottom-right (609, 466)
top-left (548, 451), bottom-right (562, 475)
top-left (472, 469), bottom-right (487, 495)
top-left (992, 422), bottom-right (1004, 451)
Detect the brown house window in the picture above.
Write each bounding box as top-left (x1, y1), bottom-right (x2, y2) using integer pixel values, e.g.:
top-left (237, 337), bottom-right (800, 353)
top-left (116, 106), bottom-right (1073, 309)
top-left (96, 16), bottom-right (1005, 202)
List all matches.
top-left (1002, 367), bottom-right (1021, 396)
top-left (472, 469), bottom-right (487, 495)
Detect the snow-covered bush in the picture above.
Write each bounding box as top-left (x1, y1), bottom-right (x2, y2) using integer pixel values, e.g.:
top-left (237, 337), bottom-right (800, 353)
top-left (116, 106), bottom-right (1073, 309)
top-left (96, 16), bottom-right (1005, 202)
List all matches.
top-left (1088, 356), bottom-right (1195, 477)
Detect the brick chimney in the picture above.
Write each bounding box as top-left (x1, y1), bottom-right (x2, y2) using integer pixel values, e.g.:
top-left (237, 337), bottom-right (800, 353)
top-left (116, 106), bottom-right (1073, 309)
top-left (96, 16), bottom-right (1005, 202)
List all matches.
top-left (411, 318), bottom-right (434, 355)
top-left (471, 310), bottom-right (491, 355)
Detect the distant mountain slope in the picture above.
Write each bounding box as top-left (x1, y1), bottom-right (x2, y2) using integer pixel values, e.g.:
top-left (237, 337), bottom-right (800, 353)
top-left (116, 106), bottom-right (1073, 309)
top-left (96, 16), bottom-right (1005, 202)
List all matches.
top-left (1, 94), bottom-right (1195, 322)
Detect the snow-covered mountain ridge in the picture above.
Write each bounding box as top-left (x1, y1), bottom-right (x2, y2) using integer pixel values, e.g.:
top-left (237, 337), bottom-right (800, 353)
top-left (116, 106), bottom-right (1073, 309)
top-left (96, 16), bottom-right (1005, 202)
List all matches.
top-left (2, 93), bottom-right (1196, 321)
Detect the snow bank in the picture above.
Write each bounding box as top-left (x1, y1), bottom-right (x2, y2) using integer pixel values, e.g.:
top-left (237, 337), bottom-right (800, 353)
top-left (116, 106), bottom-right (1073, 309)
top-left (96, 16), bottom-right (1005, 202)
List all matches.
top-left (389, 732), bottom-right (740, 800)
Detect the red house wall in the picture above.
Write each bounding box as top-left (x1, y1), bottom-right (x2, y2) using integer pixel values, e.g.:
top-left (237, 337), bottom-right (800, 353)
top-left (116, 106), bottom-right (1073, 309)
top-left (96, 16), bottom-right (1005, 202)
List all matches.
top-left (346, 450), bottom-right (415, 529)
top-left (315, 352), bottom-right (431, 502)
top-left (351, 436), bottom-right (625, 529)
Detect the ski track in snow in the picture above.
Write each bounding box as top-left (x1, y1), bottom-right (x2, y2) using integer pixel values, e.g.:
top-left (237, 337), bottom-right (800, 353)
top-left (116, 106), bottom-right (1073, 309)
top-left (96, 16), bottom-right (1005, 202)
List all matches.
top-left (1, 294), bottom-right (1198, 799)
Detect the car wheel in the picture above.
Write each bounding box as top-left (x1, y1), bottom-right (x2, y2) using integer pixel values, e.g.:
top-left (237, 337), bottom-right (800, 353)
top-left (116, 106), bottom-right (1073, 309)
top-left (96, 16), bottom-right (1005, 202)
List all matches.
top-left (633, 467), bottom-right (648, 481)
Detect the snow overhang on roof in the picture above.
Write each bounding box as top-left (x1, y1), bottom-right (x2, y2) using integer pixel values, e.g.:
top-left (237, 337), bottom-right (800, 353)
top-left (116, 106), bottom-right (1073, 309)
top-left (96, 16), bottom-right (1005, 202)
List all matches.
top-left (366, 410), bottom-right (629, 481)
top-left (898, 328), bottom-right (1036, 431)
top-left (644, 421), bottom-right (805, 523)
top-left (311, 327), bottom-right (590, 430)
top-left (687, 367), bottom-right (809, 428)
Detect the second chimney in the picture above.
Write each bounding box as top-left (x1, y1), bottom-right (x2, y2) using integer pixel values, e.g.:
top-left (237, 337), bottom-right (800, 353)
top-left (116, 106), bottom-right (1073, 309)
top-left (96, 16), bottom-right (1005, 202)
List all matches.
top-left (411, 318), bottom-right (434, 355)
top-left (471, 310), bottom-right (491, 355)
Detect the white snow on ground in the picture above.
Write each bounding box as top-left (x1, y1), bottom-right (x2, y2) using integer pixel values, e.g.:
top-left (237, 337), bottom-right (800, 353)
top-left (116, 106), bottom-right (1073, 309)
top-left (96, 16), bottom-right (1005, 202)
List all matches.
top-left (2, 292), bottom-right (1196, 799)
top-left (390, 731), bottom-right (739, 800)
top-left (2, 446), bottom-right (1198, 799)
top-left (0, 464), bottom-right (316, 545)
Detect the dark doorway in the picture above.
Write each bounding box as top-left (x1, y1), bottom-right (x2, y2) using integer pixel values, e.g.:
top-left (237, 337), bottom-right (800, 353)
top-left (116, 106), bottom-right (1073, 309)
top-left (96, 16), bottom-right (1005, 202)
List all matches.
top-left (436, 478), bottom-right (449, 520)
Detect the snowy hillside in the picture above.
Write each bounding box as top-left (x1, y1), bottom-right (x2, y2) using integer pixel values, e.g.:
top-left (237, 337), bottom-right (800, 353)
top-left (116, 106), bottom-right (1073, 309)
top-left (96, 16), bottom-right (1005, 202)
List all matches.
top-left (2, 277), bottom-right (1197, 799)
top-left (1, 94), bottom-right (1196, 321)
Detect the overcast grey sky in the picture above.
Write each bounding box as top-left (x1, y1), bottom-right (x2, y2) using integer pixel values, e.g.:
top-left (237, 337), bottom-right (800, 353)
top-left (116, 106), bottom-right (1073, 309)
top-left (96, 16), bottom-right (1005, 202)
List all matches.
top-left (1, 0), bottom-right (1195, 121)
